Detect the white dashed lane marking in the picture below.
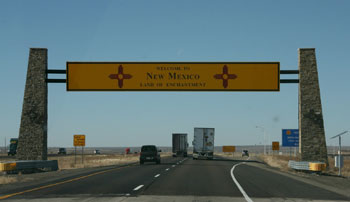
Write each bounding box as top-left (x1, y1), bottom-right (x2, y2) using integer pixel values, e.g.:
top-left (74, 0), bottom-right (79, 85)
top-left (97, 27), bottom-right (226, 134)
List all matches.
top-left (154, 174), bottom-right (160, 178)
top-left (133, 185), bottom-right (144, 191)
top-left (165, 168), bottom-right (170, 171)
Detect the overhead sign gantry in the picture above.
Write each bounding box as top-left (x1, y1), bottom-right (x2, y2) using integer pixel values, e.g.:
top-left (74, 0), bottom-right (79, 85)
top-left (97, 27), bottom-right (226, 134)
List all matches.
top-left (17, 48), bottom-right (328, 166)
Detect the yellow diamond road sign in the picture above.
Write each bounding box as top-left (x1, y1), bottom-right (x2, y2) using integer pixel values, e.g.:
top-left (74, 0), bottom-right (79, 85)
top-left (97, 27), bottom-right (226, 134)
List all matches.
top-left (67, 62), bottom-right (280, 91)
top-left (74, 135), bottom-right (85, 147)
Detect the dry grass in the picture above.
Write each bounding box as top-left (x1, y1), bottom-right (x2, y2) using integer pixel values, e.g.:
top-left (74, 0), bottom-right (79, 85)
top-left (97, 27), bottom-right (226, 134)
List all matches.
top-left (216, 152), bottom-right (300, 172)
top-left (48, 152), bottom-right (172, 170)
top-left (258, 154), bottom-right (300, 172)
top-left (216, 152), bottom-right (259, 158)
top-left (50, 154), bottom-right (138, 169)
top-left (0, 176), bottom-right (17, 184)
top-left (327, 157), bottom-right (350, 177)
top-left (257, 154), bottom-right (350, 177)
top-left (216, 152), bottom-right (239, 158)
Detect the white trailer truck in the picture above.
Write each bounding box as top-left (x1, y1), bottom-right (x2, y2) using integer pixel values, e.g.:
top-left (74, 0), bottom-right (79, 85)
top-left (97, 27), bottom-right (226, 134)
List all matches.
top-left (192, 128), bottom-right (215, 160)
top-left (172, 133), bottom-right (188, 157)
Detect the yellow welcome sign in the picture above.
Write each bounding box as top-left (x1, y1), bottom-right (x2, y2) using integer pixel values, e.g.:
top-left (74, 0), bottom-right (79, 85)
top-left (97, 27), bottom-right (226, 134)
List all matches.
top-left (67, 62), bottom-right (279, 91)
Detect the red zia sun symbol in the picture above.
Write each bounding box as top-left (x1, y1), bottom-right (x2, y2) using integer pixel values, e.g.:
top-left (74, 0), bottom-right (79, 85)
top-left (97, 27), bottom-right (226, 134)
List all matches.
top-left (213, 65), bottom-right (237, 88)
top-left (108, 65), bottom-right (132, 88)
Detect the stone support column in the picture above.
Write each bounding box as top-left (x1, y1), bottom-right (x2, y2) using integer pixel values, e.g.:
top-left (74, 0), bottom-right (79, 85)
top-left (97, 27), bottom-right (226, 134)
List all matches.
top-left (17, 48), bottom-right (48, 160)
top-left (298, 48), bottom-right (328, 165)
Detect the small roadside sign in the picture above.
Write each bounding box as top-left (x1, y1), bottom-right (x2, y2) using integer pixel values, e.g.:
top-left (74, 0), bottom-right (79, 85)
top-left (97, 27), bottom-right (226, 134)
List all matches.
top-left (74, 135), bottom-right (85, 146)
top-left (223, 146), bottom-right (235, 152)
top-left (272, 141), bottom-right (279, 151)
top-left (335, 155), bottom-right (344, 168)
top-left (74, 135), bottom-right (86, 165)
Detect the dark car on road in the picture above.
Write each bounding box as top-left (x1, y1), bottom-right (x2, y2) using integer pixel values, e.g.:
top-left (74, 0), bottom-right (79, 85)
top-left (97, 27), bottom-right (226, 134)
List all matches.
top-left (140, 145), bottom-right (161, 164)
top-left (242, 150), bottom-right (249, 157)
top-left (58, 148), bottom-right (67, 155)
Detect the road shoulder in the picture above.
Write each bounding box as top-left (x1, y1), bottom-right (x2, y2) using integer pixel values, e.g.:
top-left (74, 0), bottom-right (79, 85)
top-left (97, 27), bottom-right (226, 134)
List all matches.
top-left (246, 161), bottom-right (350, 198)
top-left (0, 162), bottom-right (136, 195)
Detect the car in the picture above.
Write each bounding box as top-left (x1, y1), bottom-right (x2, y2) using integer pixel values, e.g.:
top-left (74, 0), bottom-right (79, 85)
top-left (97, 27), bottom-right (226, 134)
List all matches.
top-left (242, 150), bottom-right (249, 157)
top-left (140, 145), bottom-right (161, 165)
top-left (58, 148), bottom-right (67, 155)
top-left (94, 149), bottom-right (101, 154)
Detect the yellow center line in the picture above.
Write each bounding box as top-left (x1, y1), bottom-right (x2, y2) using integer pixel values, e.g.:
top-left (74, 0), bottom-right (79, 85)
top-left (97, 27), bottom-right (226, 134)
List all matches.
top-left (0, 165), bottom-right (130, 200)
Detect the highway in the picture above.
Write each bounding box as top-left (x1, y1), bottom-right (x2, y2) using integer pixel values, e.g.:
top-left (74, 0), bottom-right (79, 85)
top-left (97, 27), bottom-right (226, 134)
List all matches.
top-left (0, 156), bottom-right (349, 201)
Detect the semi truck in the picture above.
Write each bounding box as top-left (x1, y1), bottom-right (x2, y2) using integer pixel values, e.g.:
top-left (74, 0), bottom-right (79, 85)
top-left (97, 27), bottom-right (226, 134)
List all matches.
top-left (192, 128), bottom-right (215, 160)
top-left (8, 138), bottom-right (18, 156)
top-left (172, 133), bottom-right (188, 157)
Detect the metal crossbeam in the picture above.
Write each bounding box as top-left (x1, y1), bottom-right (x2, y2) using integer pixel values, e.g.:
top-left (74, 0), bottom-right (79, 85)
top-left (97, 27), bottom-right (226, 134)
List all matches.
top-left (331, 131), bottom-right (349, 139)
top-left (46, 79), bottom-right (66, 83)
top-left (280, 70), bottom-right (299, 74)
top-left (45, 69), bottom-right (299, 84)
top-left (47, 69), bottom-right (66, 74)
top-left (280, 79), bottom-right (299, 83)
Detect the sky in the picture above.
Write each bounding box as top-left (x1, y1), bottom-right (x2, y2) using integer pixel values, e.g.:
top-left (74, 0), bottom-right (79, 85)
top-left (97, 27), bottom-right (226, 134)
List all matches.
top-left (1, 0), bottom-right (350, 148)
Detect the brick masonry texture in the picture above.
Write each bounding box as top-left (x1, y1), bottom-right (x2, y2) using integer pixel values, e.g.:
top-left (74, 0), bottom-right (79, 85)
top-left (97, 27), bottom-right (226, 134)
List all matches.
top-left (17, 48), bottom-right (48, 160)
top-left (298, 48), bottom-right (328, 165)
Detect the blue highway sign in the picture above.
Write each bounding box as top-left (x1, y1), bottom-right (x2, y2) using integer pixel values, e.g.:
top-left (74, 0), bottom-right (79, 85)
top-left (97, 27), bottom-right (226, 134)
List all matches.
top-left (282, 129), bottom-right (299, 147)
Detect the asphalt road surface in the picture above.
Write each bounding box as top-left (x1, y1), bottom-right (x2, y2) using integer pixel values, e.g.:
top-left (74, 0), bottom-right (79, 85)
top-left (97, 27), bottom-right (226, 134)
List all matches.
top-left (0, 156), bottom-right (349, 201)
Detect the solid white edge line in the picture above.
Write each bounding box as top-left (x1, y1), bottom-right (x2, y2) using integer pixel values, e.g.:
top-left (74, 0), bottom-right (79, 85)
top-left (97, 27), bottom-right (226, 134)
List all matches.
top-left (133, 184), bottom-right (144, 191)
top-left (230, 163), bottom-right (254, 202)
top-left (154, 174), bottom-right (160, 178)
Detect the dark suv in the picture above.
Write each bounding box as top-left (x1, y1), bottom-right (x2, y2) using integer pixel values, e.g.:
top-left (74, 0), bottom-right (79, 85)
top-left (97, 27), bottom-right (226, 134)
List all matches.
top-left (58, 148), bottom-right (67, 155)
top-left (242, 150), bottom-right (249, 157)
top-left (140, 145), bottom-right (161, 164)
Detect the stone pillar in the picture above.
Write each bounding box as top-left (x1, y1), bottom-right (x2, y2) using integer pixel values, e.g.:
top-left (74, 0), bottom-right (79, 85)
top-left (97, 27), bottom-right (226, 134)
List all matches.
top-left (298, 48), bottom-right (328, 165)
top-left (17, 48), bottom-right (48, 160)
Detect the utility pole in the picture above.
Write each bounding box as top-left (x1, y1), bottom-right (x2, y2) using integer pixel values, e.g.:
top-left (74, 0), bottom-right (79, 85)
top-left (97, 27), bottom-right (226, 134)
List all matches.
top-left (256, 126), bottom-right (266, 155)
top-left (339, 135), bottom-right (341, 176)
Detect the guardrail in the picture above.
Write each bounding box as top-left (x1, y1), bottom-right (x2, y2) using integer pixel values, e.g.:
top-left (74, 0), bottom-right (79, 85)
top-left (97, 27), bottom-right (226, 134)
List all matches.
top-left (0, 160), bottom-right (58, 174)
top-left (288, 160), bottom-right (326, 172)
